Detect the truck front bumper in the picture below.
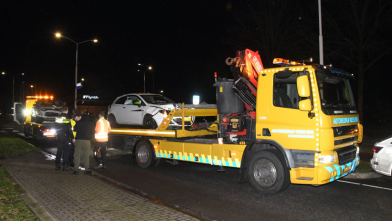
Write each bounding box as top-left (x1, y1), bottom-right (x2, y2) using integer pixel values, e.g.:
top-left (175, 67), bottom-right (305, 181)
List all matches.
top-left (290, 156), bottom-right (360, 185)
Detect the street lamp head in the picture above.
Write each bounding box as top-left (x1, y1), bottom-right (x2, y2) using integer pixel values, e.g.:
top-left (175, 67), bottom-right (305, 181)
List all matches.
top-left (1, 72), bottom-right (4, 75)
top-left (30, 85), bottom-right (34, 88)
top-left (148, 66), bottom-right (152, 70)
top-left (55, 32), bottom-right (61, 38)
top-left (81, 78), bottom-right (85, 81)
top-left (138, 63), bottom-right (142, 66)
top-left (93, 39), bottom-right (98, 43)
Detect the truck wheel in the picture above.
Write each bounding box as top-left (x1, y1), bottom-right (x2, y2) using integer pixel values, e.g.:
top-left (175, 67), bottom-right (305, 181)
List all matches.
top-left (248, 150), bottom-right (290, 194)
top-left (143, 115), bottom-right (158, 129)
top-left (135, 140), bottom-right (155, 168)
top-left (23, 125), bottom-right (30, 137)
top-left (108, 114), bottom-right (119, 128)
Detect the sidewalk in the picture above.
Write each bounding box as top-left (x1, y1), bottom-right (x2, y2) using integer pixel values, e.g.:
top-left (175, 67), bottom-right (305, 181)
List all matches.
top-left (0, 151), bottom-right (200, 221)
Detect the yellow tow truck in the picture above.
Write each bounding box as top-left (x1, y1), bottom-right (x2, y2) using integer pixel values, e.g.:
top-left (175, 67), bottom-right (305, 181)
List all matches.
top-left (109, 49), bottom-right (362, 194)
top-left (14, 95), bottom-right (61, 139)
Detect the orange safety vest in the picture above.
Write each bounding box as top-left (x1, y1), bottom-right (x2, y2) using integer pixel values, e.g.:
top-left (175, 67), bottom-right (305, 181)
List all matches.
top-left (95, 117), bottom-right (111, 142)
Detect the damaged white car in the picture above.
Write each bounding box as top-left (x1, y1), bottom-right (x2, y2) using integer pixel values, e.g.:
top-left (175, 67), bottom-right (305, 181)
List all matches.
top-left (370, 136), bottom-right (392, 176)
top-left (108, 93), bottom-right (193, 129)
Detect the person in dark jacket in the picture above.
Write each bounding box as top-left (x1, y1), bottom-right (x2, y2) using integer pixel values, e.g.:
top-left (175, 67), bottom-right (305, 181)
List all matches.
top-left (55, 106), bottom-right (74, 171)
top-left (72, 113), bottom-right (95, 175)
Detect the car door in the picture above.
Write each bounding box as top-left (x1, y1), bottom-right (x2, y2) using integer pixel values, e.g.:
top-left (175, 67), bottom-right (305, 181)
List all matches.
top-left (123, 95), bottom-right (146, 125)
top-left (110, 96), bottom-right (127, 124)
top-left (13, 102), bottom-right (25, 125)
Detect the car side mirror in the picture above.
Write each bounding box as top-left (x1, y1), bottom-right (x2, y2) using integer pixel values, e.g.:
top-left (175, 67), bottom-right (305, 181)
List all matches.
top-left (138, 104), bottom-right (142, 108)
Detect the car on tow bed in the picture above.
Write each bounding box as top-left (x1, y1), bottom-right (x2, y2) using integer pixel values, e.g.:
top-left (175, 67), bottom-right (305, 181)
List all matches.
top-left (107, 93), bottom-right (193, 129)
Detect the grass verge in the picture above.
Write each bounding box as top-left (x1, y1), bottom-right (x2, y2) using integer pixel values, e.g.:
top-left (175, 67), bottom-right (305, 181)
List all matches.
top-left (0, 133), bottom-right (39, 159)
top-left (355, 161), bottom-right (372, 173)
top-left (0, 132), bottom-right (40, 220)
top-left (0, 166), bottom-right (39, 220)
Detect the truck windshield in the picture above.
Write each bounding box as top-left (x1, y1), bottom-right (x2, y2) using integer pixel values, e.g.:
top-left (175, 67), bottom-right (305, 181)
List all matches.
top-left (316, 70), bottom-right (356, 115)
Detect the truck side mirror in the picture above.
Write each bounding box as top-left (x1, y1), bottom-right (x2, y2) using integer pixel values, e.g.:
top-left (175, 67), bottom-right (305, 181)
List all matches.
top-left (299, 99), bottom-right (311, 111)
top-left (297, 75), bottom-right (310, 97)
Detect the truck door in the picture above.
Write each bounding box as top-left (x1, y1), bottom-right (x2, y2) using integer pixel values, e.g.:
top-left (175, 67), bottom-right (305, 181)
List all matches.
top-left (258, 70), bottom-right (316, 151)
top-left (13, 102), bottom-right (25, 125)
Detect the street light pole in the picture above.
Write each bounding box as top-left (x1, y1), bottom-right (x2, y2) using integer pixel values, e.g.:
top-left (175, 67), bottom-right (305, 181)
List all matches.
top-left (138, 64), bottom-right (153, 93)
top-left (55, 32), bottom-right (98, 110)
top-left (75, 43), bottom-right (78, 110)
top-left (2, 72), bottom-right (24, 107)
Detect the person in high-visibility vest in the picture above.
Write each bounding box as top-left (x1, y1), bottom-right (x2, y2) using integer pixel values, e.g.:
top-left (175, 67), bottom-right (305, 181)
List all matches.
top-left (94, 111), bottom-right (111, 169)
top-left (55, 106), bottom-right (74, 171)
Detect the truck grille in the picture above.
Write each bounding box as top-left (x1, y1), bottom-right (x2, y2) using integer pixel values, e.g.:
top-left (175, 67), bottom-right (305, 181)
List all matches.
top-left (335, 146), bottom-right (356, 165)
top-left (333, 125), bottom-right (357, 137)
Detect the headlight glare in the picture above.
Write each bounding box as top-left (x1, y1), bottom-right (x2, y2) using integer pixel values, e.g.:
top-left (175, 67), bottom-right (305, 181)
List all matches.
top-left (23, 109), bottom-right (32, 116)
top-left (319, 154), bottom-right (335, 164)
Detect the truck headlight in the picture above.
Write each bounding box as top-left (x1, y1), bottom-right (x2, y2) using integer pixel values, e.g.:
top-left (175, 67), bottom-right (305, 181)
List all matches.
top-left (319, 154), bottom-right (335, 164)
top-left (23, 109), bottom-right (32, 116)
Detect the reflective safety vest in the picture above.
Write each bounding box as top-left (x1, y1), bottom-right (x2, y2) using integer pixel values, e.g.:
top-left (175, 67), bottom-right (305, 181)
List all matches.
top-left (70, 119), bottom-right (77, 138)
top-left (55, 116), bottom-right (70, 124)
top-left (95, 118), bottom-right (111, 142)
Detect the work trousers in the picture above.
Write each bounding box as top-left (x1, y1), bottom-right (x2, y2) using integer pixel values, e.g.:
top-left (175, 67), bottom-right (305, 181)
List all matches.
top-left (55, 136), bottom-right (71, 166)
top-left (74, 140), bottom-right (91, 171)
top-left (94, 141), bottom-right (107, 166)
top-left (69, 143), bottom-right (75, 166)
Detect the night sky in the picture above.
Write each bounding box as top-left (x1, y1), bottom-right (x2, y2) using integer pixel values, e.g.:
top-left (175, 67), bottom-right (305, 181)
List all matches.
top-left (1, 1), bottom-right (241, 110)
top-left (1, 1), bottom-right (392, 124)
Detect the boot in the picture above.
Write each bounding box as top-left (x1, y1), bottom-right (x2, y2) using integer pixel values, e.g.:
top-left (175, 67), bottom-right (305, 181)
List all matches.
top-left (55, 163), bottom-right (61, 170)
top-left (63, 164), bottom-right (71, 171)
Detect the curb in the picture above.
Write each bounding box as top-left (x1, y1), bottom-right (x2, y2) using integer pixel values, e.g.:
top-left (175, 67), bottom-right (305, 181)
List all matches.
top-left (344, 171), bottom-right (383, 179)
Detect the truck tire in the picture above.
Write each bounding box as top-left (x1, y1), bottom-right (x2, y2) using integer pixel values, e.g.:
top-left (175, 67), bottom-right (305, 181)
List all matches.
top-left (108, 114), bottom-right (119, 128)
top-left (143, 115), bottom-right (158, 129)
top-left (23, 125), bottom-right (30, 137)
top-left (135, 140), bottom-right (155, 168)
top-left (248, 150), bottom-right (290, 194)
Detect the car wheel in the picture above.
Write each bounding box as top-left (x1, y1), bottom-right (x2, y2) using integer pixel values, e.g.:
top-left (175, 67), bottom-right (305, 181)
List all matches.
top-left (135, 140), bottom-right (155, 168)
top-left (143, 115), bottom-right (158, 129)
top-left (248, 150), bottom-right (290, 194)
top-left (108, 114), bottom-right (119, 128)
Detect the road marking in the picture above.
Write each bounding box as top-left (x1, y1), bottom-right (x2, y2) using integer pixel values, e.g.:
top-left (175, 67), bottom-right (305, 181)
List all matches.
top-left (337, 180), bottom-right (392, 191)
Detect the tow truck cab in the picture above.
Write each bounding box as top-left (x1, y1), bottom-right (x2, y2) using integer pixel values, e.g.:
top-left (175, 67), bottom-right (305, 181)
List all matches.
top-left (14, 95), bottom-right (60, 139)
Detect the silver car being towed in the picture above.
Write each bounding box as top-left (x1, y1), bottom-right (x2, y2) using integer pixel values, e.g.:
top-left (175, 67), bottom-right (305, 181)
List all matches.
top-left (108, 93), bottom-right (191, 129)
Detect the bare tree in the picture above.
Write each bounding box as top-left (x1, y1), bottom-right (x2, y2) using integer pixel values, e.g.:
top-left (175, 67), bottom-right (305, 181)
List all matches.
top-left (322, 0), bottom-right (392, 122)
top-left (226, 0), bottom-right (308, 67)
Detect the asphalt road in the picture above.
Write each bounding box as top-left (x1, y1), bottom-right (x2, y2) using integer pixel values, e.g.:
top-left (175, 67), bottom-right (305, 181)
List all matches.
top-left (2, 122), bottom-right (392, 221)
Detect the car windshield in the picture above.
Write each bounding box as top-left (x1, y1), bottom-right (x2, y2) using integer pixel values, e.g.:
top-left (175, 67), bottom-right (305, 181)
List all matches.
top-left (316, 71), bottom-right (355, 109)
top-left (140, 95), bottom-right (174, 104)
top-left (39, 99), bottom-right (63, 106)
